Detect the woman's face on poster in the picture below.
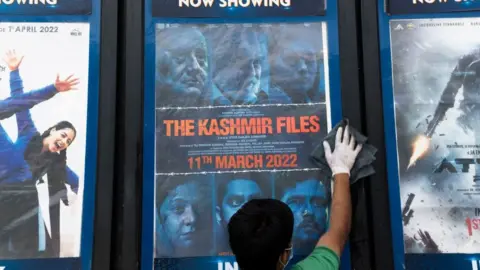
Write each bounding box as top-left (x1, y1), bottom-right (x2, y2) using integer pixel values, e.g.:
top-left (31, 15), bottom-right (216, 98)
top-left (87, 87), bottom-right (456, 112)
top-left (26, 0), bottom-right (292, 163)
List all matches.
top-left (44, 127), bottom-right (75, 152)
top-left (160, 182), bottom-right (210, 253)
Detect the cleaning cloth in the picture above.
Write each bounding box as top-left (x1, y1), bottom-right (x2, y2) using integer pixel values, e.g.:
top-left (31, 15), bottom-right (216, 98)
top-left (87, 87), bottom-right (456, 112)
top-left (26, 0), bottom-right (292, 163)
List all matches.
top-left (311, 118), bottom-right (377, 184)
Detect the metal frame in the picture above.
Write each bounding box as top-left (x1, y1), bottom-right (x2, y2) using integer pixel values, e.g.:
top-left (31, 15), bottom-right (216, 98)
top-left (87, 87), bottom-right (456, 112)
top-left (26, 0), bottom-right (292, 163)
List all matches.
top-left (90, 0), bottom-right (119, 268)
top-left (337, 0), bottom-right (375, 269)
top-left (358, 0), bottom-right (395, 269)
top-left (111, 0), bottom-right (144, 268)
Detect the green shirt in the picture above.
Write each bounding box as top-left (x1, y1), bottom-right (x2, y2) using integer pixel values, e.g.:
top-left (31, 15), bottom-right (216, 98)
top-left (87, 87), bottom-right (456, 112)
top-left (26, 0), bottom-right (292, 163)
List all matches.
top-left (291, 247), bottom-right (340, 270)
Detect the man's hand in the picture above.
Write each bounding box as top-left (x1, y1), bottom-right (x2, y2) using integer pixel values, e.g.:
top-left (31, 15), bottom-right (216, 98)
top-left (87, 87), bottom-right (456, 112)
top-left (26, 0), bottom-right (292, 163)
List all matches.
top-left (323, 126), bottom-right (362, 176)
top-left (54, 74), bottom-right (80, 92)
top-left (2, 49), bottom-right (24, 71)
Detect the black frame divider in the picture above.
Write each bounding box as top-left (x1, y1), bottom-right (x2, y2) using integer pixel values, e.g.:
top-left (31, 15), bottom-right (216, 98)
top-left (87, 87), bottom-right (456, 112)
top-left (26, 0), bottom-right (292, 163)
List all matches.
top-left (91, 0), bottom-right (119, 269)
top-left (111, 0), bottom-right (144, 268)
top-left (358, 0), bottom-right (395, 269)
top-left (338, 0), bottom-right (374, 269)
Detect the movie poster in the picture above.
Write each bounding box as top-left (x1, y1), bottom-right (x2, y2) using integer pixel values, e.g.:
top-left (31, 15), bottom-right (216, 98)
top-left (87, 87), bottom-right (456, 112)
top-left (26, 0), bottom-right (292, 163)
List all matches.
top-left (154, 23), bottom-right (332, 268)
top-left (390, 18), bottom-right (480, 254)
top-left (0, 22), bottom-right (90, 260)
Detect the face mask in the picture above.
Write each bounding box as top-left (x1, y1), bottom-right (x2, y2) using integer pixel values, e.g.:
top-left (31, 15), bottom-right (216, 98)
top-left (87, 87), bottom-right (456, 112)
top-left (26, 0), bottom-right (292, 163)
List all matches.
top-left (279, 245), bottom-right (293, 269)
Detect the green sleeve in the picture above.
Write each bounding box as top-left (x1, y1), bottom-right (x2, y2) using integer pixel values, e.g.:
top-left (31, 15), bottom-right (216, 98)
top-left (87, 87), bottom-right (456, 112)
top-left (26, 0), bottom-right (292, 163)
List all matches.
top-left (291, 246), bottom-right (340, 270)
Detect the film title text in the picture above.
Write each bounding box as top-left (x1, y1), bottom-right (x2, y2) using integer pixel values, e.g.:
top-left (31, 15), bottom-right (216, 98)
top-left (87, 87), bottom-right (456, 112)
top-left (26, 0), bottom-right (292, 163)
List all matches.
top-left (163, 116), bottom-right (320, 137)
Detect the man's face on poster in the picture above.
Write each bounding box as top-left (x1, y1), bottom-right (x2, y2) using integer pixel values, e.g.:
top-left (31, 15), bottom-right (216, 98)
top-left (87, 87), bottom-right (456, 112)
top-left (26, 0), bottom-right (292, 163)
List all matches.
top-left (220, 179), bottom-right (263, 224)
top-left (159, 29), bottom-right (208, 97)
top-left (160, 181), bottom-right (210, 253)
top-left (214, 31), bottom-right (265, 104)
top-left (271, 40), bottom-right (317, 95)
top-left (281, 179), bottom-right (327, 244)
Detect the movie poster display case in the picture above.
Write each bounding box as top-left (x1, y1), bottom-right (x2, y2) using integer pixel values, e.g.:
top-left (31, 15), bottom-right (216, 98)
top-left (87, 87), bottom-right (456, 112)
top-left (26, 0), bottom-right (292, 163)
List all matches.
top-left (0, 0), bottom-right (117, 269)
top-left (362, 0), bottom-right (480, 269)
top-left (136, 0), bottom-right (365, 269)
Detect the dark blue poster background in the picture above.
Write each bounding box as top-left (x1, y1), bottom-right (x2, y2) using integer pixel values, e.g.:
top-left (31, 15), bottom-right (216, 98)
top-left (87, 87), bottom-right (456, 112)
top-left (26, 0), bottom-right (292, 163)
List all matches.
top-left (0, 0), bottom-right (91, 15)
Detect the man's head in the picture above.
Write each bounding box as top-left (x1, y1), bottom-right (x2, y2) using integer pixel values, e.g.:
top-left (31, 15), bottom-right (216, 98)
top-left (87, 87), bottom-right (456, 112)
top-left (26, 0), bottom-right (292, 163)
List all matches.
top-left (275, 171), bottom-right (329, 254)
top-left (156, 27), bottom-right (209, 105)
top-left (216, 173), bottom-right (269, 226)
top-left (156, 175), bottom-right (213, 257)
top-left (212, 27), bottom-right (268, 104)
top-left (228, 199), bottom-right (294, 270)
top-left (268, 25), bottom-right (321, 101)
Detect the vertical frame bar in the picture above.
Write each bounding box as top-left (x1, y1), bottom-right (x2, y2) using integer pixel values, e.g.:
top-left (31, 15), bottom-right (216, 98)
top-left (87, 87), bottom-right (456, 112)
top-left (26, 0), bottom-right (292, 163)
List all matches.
top-left (358, 0), bottom-right (395, 269)
top-left (338, 0), bottom-right (374, 268)
top-left (112, 0), bottom-right (144, 269)
top-left (91, 0), bottom-right (118, 268)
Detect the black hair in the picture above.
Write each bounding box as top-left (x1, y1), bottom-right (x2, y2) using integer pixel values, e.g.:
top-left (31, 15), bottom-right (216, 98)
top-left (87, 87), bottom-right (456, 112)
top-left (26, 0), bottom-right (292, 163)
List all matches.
top-left (24, 121), bottom-right (76, 186)
top-left (228, 198), bottom-right (294, 270)
top-left (156, 174), bottom-right (210, 210)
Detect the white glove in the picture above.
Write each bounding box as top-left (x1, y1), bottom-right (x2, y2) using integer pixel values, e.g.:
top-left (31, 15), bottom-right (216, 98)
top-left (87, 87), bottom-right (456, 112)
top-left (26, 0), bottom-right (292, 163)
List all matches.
top-left (323, 125), bottom-right (363, 176)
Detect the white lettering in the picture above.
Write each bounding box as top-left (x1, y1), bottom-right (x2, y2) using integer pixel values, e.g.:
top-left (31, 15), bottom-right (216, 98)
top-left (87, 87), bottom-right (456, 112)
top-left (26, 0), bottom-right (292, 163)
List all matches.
top-left (472, 260), bottom-right (479, 270)
top-left (190, 0), bottom-right (202, 7)
top-left (239, 0), bottom-right (249, 7)
top-left (218, 0), bottom-right (290, 7)
top-left (412, 0), bottom-right (443, 3)
top-left (203, 0), bottom-right (214, 6)
top-left (217, 262), bottom-right (238, 270)
top-left (178, 0), bottom-right (290, 7)
top-left (179, 0), bottom-right (213, 7)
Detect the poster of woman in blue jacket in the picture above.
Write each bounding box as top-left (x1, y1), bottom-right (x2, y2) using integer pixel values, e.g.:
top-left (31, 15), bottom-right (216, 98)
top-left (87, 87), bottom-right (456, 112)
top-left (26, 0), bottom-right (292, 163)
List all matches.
top-left (0, 22), bottom-right (90, 260)
top-left (0, 50), bottom-right (80, 259)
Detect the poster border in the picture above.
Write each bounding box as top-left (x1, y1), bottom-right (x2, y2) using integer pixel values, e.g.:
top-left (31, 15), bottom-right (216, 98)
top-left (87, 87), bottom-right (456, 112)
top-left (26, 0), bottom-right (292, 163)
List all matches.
top-left (375, 1), bottom-right (480, 269)
top-left (141, 0), bottom-right (348, 269)
top-left (0, 0), bottom-right (106, 269)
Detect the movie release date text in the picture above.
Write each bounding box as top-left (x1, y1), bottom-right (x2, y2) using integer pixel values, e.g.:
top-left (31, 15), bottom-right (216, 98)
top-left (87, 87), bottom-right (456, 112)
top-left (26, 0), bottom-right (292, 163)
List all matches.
top-left (188, 154), bottom-right (298, 170)
top-left (0, 25), bottom-right (59, 33)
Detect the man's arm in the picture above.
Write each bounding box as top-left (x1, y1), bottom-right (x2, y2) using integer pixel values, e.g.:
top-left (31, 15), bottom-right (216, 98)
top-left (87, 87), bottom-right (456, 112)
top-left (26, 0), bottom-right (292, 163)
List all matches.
top-left (316, 173), bottom-right (351, 257)
top-left (293, 126), bottom-right (361, 270)
top-left (292, 175), bottom-right (351, 270)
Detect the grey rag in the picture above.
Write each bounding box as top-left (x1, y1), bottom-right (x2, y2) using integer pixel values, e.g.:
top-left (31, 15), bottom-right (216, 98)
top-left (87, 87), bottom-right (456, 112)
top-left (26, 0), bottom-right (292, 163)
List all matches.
top-left (311, 118), bottom-right (377, 184)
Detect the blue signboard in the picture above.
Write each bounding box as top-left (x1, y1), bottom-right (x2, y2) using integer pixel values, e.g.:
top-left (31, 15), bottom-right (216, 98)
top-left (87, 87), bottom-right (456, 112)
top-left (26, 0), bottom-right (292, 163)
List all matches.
top-left (378, 0), bottom-right (480, 269)
top-left (142, 0), bottom-right (352, 270)
top-left (0, 0), bottom-right (101, 269)
top-left (0, 0), bottom-right (91, 15)
top-left (151, 0), bottom-right (324, 18)
top-left (387, 0), bottom-right (480, 15)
